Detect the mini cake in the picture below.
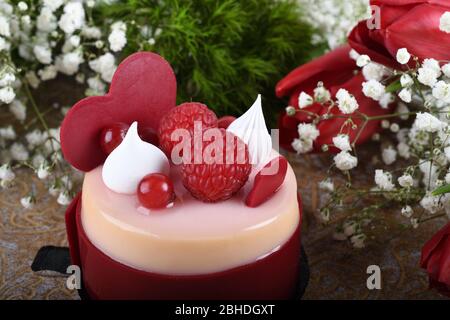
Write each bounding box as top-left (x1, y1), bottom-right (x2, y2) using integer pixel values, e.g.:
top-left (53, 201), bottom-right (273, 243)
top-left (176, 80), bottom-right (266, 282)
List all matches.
top-left (61, 52), bottom-right (302, 299)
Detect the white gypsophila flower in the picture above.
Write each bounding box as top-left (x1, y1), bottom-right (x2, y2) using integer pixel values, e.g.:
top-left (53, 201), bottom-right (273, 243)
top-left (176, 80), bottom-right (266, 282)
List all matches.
top-left (20, 196), bottom-right (34, 209)
top-left (26, 129), bottom-right (45, 147)
top-left (0, 14), bottom-right (10, 37)
top-left (81, 26), bottom-right (101, 39)
top-left (374, 169), bottom-right (395, 191)
top-left (349, 49), bottom-right (360, 61)
top-left (0, 72), bottom-right (15, 87)
top-left (445, 146), bottom-right (450, 162)
top-left (18, 2), bottom-right (28, 11)
top-left (0, 125), bottom-right (16, 140)
top-left (396, 102), bottom-right (410, 120)
top-left (297, 123), bottom-right (320, 141)
top-left (9, 100), bottom-right (26, 121)
top-left (55, 51), bottom-right (84, 75)
top-left (334, 151), bottom-right (358, 171)
top-left (398, 174), bottom-right (414, 188)
top-left (362, 79), bottom-right (385, 101)
top-left (396, 48), bottom-right (410, 65)
top-left (381, 120), bottom-right (390, 129)
top-left (21, 15), bottom-right (31, 31)
top-left (298, 91), bottom-right (313, 108)
top-left (48, 183), bottom-right (59, 196)
top-left (442, 63), bottom-right (450, 78)
top-left (423, 58), bottom-right (442, 77)
top-left (382, 146), bottom-right (397, 165)
top-left (38, 65), bottom-right (58, 81)
top-left (410, 218), bottom-right (419, 229)
top-left (356, 54), bottom-right (370, 67)
top-left (414, 112), bottom-right (445, 133)
top-left (60, 175), bottom-right (73, 190)
top-left (10, 143), bottom-right (29, 161)
top-left (43, 0), bottom-right (64, 12)
top-left (291, 138), bottom-right (313, 154)
top-left (397, 142), bottom-right (411, 159)
top-left (58, 2), bottom-right (85, 34)
top-left (25, 71), bottom-right (40, 88)
top-left (332, 134), bottom-right (351, 152)
top-left (398, 88), bottom-right (412, 103)
top-left (336, 88), bottom-right (358, 114)
top-left (350, 234), bottom-right (366, 249)
top-left (299, 0), bottom-right (370, 49)
top-left (362, 63), bottom-right (387, 81)
top-left (0, 36), bottom-right (8, 52)
top-left (37, 163), bottom-right (50, 180)
top-left (57, 191), bottom-right (72, 206)
top-left (86, 77), bottom-right (106, 96)
top-left (0, 164), bottom-right (15, 182)
top-left (419, 160), bottom-right (439, 189)
top-left (440, 11), bottom-right (450, 33)
top-left (396, 128), bottom-right (409, 143)
top-left (445, 171), bottom-right (450, 184)
top-left (418, 67), bottom-right (439, 87)
top-left (319, 179), bottom-right (334, 192)
top-left (108, 21), bottom-right (127, 52)
top-left (400, 74), bottom-right (413, 88)
top-left (432, 80), bottom-right (450, 103)
top-left (420, 194), bottom-right (442, 214)
top-left (31, 154), bottom-right (45, 168)
top-left (75, 72), bottom-right (85, 83)
top-left (37, 7), bottom-right (57, 32)
top-left (0, 86), bottom-right (15, 104)
top-left (33, 45), bottom-right (52, 64)
top-left (390, 123), bottom-right (399, 133)
top-left (379, 92), bottom-right (394, 109)
top-left (313, 86), bottom-right (331, 103)
top-left (88, 52), bottom-right (116, 82)
top-left (401, 206), bottom-right (413, 218)
top-left (343, 220), bottom-right (357, 236)
top-left (69, 35), bottom-right (81, 47)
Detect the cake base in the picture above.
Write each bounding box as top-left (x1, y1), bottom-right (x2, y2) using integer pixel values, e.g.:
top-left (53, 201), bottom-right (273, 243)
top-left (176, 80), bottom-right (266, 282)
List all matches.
top-left (62, 192), bottom-right (304, 300)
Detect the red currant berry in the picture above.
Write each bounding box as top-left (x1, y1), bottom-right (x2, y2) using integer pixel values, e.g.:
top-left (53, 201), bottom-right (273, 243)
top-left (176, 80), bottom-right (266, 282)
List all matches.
top-left (137, 173), bottom-right (175, 209)
top-left (138, 127), bottom-right (159, 146)
top-left (100, 122), bottom-right (129, 155)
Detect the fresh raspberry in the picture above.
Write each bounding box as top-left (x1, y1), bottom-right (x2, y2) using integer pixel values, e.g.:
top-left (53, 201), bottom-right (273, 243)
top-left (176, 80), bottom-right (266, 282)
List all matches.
top-left (158, 102), bottom-right (218, 157)
top-left (182, 128), bottom-right (251, 202)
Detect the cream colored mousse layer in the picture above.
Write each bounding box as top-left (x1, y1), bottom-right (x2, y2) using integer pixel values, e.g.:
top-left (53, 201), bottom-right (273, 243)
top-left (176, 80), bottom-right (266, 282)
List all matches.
top-left (81, 160), bottom-right (299, 275)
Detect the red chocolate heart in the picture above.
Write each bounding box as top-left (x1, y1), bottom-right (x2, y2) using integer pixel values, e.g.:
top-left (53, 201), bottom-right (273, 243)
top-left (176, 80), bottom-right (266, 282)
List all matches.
top-left (245, 156), bottom-right (288, 208)
top-left (60, 52), bottom-right (177, 172)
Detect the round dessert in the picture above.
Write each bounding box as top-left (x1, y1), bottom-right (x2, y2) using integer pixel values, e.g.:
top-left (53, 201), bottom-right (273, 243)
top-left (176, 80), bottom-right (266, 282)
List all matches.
top-left (61, 52), bottom-right (303, 300)
top-left (81, 161), bottom-right (299, 275)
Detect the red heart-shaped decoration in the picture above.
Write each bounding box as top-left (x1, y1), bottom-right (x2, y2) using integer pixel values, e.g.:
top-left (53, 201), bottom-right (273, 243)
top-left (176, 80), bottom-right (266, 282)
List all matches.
top-left (60, 52), bottom-right (177, 172)
top-left (245, 156), bottom-right (288, 208)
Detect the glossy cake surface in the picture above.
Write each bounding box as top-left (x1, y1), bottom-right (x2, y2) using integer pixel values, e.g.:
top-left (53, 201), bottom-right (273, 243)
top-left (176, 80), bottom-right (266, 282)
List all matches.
top-left (81, 160), bottom-right (299, 275)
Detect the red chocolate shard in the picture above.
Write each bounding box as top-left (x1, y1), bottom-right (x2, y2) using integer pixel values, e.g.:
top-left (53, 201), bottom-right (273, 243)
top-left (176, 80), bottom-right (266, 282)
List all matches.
top-left (217, 116), bottom-right (236, 129)
top-left (245, 156), bottom-right (288, 208)
top-left (60, 52), bottom-right (177, 172)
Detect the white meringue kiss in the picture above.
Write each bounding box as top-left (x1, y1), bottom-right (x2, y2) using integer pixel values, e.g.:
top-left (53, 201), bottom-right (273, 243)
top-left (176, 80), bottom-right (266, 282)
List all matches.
top-left (102, 121), bottom-right (169, 194)
top-left (227, 94), bottom-right (272, 166)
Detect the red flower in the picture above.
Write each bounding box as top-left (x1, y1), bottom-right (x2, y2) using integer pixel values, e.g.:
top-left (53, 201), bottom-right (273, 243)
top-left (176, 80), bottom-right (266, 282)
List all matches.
top-left (349, 0), bottom-right (450, 69)
top-left (276, 45), bottom-right (392, 153)
top-left (421, 222), bottom-right (450, 297)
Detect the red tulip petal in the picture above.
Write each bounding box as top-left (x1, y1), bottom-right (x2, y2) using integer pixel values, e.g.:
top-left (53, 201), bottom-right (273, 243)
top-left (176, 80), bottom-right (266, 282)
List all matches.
top-left (245, 156), bottom-right (288, 208)
top-left (384, 4), bottom-right (450, 62)
top-left (60, 52), bottom-right (177, 172)
top-left (276, 45), bottom-right (355, 98)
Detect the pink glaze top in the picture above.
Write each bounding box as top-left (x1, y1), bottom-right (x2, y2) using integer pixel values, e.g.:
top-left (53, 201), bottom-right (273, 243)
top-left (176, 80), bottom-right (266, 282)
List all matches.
top-left (81, 159), bottom-right (300, 275)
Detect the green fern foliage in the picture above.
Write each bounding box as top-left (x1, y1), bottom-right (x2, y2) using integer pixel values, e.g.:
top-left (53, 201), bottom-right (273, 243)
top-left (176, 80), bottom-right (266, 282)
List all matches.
top-left (97, 0), bottom-right (313, 123)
